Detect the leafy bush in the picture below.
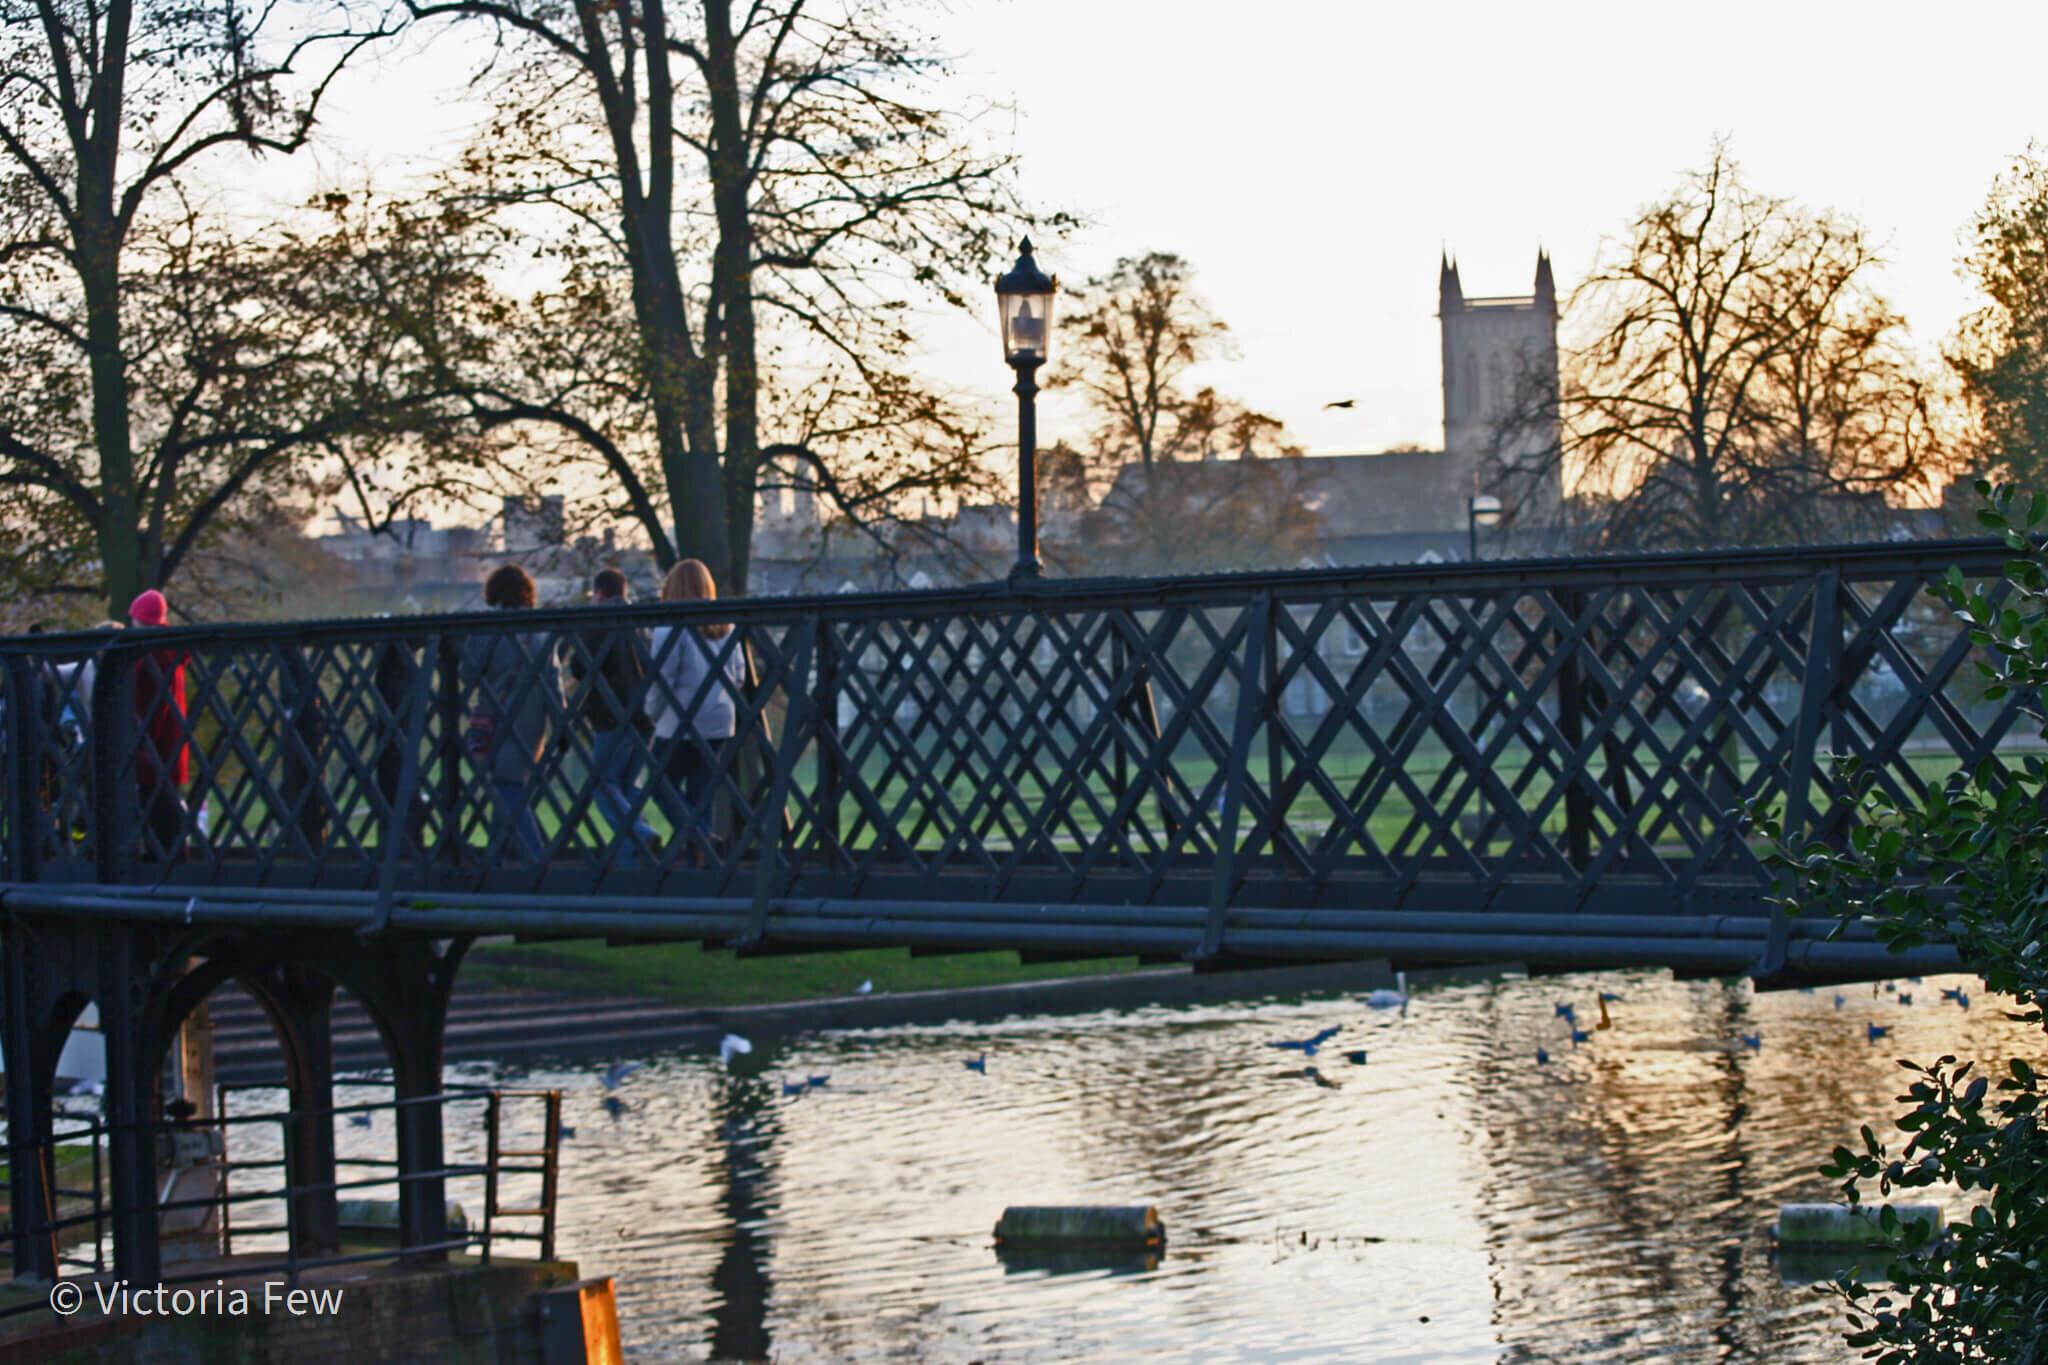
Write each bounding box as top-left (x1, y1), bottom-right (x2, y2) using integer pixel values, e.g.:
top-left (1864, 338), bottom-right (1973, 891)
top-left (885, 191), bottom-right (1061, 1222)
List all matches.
top-left (1759, 481), bottom-right (2048, 1363)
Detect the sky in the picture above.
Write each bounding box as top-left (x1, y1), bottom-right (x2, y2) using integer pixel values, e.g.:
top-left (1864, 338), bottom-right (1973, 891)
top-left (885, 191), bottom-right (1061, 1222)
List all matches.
top-left (902, 0), bottom-right (2048, 456)
top-left (298, 0), bottom-right (2048, 468)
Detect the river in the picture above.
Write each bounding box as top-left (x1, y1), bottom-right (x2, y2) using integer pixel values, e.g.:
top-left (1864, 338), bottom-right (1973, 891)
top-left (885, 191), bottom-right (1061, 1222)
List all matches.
top-left (389, 967), bottom-right (2032, 1362)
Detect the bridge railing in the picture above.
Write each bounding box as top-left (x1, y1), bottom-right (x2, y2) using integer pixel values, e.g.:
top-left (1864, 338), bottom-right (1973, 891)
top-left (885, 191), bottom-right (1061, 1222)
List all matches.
top-left (0, 539), bottom-right (2037, 925)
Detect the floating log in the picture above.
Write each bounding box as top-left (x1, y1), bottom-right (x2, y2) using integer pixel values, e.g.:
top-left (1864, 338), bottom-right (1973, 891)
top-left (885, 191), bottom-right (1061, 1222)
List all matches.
top-left (1773, 1203), bottom-right (1942, 1248)
top-left (994, 1205), bottom-right (1164, 1248)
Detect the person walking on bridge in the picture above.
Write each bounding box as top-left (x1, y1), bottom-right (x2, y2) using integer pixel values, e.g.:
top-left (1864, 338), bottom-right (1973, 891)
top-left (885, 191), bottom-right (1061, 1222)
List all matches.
top-left (650, 560), bottom-right (745, 865)
top-left (127, 590), bottom-right (189, 862)
top-left (463, 565), bottom-right (550, 863)
top-left (569, 568), bottom-right (658, 867)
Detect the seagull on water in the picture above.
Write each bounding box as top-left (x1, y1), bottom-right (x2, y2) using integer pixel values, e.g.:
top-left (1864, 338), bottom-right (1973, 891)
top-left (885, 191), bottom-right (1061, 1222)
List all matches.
top-left (347, 1112), bottom-right (372, 1129)
top-left (1868, 1023), bottom-right (1892, 1041)
top-left (1364, 973), bottom-right (1409, 1009)
top-left (1739, 1032), bottom-right (1763, 1050)
top-left (1570, 1027), bottom-right (1592, 1046)
top-left (965, 1053), bottom-right (988, 1073)
top-left (1269, 1025), bottom-right (1343, 1056)
top-left (1323, 399), bottom-right (1356, 409)
top-left (806, 1075), bottom-right (830, 1089)
top-left (782, 1077), bottom-right (808, 1097)
top-left (1343, 1050), bottom-right (1369, 1065)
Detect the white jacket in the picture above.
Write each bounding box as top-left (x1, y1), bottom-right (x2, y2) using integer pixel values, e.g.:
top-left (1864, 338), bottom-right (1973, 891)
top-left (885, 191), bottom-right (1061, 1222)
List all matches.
top-left (648, 626), bottom-right (745, 740)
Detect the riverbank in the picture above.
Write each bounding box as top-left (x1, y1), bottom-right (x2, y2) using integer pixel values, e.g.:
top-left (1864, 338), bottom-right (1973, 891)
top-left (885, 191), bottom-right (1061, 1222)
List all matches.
top-left (459, 938), bottom-right (1152, 1010)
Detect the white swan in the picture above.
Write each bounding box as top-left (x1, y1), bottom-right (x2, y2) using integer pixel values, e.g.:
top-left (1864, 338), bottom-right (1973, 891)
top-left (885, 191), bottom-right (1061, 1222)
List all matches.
top-left (1365, 971), bottom-right (1409, 1009)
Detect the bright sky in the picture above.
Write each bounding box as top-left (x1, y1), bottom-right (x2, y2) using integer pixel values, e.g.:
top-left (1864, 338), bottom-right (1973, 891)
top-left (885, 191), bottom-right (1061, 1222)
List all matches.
top-left (295, 0), bottom-right (2048, 470)
top-left (912, 0), bottom-right (2048, 456)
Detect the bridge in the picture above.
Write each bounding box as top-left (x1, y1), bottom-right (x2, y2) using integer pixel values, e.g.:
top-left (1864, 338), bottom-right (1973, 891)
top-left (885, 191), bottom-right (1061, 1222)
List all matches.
top-left (0, 537), bottom-right (2022, 1283)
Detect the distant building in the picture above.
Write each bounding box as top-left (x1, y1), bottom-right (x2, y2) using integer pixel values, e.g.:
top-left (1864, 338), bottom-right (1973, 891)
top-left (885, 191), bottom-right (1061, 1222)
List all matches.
top-left (1093, 252), bottom-right (1567, 569)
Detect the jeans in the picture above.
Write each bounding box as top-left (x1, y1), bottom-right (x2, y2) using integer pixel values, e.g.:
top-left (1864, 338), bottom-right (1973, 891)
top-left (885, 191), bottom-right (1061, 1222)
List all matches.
top-left (489, 779), bottom-right (546, 863)
top-left (590, 727), bottom-right (657, 868)
top-left (661, 739), bottom-right (720, 860)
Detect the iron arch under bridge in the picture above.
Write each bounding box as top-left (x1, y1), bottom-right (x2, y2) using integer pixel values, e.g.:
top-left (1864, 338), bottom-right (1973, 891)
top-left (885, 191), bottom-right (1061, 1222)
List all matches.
top-left (1, 536), bottom-right (2029, 981)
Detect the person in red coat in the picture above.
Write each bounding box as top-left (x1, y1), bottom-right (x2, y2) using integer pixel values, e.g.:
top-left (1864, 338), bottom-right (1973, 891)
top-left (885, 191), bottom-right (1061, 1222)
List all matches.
top-left (128, 589), bottom-right (189, 861)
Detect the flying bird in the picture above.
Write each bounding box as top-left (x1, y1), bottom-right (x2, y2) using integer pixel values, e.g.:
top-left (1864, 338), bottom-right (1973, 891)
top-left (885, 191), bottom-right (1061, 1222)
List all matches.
top-left (1269, 1024), bottom-right (1344, 1055)
top-left (1868, 1023), bottom-right (1892, 1041)
top-left (603, 1061), bottom-right (642, 1089)
top-left (559, 1123), bottom-right (576, 1141)
top-left (1554, 1003), bottom-right (1576, 1022)
top-left (1897, 993), bottom-right (1913, 1006)
top-left (1570, 1027), bottom-right (1592, 1045)
top-left (719, 1034), bottom-right (753, 1067)
top-left (1323, 399), bottom-right (1356, 409)
top-left (1834, 994), bottom-right (1847, 1009)
top-left (1739, 1033), bottom-right (1763, 1051)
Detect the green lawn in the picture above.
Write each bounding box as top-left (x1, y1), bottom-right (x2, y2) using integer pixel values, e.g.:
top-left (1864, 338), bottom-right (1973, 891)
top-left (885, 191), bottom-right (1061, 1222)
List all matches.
top-left (461, 939), bottom-right (1152, 1009)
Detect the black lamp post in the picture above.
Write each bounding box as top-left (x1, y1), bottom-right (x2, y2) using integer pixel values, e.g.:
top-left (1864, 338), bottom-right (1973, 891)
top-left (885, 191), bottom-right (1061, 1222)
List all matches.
top-left (995, 238), bottom-right (1057, 582)
top-left (1467, 494), bottom-right (1502, 562)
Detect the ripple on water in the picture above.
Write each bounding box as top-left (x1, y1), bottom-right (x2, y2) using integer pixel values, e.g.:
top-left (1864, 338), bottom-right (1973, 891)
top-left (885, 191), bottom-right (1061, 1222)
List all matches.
top-left (307, 969), bottom-right (2027, 1362)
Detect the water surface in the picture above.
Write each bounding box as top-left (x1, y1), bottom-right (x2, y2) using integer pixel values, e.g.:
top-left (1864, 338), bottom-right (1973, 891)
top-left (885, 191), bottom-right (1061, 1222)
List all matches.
top-left (431, 970), bottom-right (2038, 1361)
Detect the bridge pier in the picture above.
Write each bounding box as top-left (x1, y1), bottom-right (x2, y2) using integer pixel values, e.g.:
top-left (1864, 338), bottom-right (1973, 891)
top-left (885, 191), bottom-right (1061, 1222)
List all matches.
top-left (4, 918), bottom-right (57, 1282)
top-left (0, 908), bottom-right (473, 1284)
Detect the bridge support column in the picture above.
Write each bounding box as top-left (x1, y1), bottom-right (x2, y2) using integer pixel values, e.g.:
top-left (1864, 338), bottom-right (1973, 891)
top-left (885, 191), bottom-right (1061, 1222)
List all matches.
top-left (277, 967), bottom-right (339, 1255)
top-left (4, 923), bottom-right (56, 1282)
top-left (99, 926), bottom-right (159, 1286)
top-left (381, 938), bottom-right (465, 1264)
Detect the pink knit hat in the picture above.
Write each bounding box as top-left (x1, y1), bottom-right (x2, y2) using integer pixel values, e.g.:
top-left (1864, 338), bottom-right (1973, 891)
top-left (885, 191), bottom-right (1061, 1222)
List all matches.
top-left (128, 589), bottom-right (168, 626)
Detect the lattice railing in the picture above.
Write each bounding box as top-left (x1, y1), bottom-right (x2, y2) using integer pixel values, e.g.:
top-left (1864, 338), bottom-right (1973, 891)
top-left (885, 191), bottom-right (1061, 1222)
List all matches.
top-left (1, 540), bottom-right (2036, 925)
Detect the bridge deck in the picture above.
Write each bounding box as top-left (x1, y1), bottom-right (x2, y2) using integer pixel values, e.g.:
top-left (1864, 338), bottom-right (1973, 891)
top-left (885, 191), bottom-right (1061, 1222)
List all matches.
top-left (2, 538), bottom-right (2026, 980)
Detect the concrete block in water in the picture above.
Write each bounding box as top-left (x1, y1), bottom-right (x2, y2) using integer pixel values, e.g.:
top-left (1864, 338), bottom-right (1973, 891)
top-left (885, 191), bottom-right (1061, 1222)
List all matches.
top-left (1774, 1203), bottom-right (1942, 1248)
top-left (994, 1205), bottom-right (1164, 1248)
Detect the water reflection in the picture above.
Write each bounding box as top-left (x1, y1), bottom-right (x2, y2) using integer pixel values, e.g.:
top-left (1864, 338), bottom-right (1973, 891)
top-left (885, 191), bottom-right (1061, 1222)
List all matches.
top-left (504, 970), bottom-right (2029, 1363)
top-left (707, 1076), bottom-right (775, 1362)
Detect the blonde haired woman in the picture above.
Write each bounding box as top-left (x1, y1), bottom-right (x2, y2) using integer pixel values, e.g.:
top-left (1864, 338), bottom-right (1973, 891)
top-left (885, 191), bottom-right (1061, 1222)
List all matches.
top-left (649, 559), bottom-right (745, 861)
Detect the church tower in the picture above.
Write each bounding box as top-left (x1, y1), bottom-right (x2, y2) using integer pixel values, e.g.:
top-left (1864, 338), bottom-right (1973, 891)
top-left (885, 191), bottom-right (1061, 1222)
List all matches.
top-left (1438, 251), bottom-right (1562, 522)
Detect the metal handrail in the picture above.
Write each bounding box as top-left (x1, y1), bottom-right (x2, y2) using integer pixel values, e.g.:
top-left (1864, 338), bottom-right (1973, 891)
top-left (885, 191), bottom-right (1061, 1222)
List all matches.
top-left (8, 1087), bottom-right (564, 1290)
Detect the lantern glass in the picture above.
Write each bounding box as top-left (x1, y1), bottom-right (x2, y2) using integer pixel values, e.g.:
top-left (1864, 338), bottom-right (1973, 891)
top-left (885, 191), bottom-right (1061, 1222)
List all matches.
top-left (1470, 494), bottom-right (1503, 527)
top-left (1000, 289), bottom-right (1056, 363)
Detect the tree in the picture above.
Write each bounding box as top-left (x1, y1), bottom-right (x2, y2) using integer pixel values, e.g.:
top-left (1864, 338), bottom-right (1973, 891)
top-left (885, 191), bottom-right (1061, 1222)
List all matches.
top-left (1059, 251), bottom-right (1239, 469)
top-left (1047, 250), bottom-right (1317, 574)
top-left (1760, 481), bottom-right (2048, 1362)
top-left (401, 0), bottom-right (1042, 592)
top-left (0, 0), bottom-right (404, 615)
top-left (1954, 149), bottom-right (2048, 493)
top-left (1501, 149), bottom-right (1947, 552)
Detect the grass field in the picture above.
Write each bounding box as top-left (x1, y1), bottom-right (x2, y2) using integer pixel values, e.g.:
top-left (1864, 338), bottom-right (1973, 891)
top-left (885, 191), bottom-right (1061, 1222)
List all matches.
top-left (461, 939), bottom-right (1152, 1009)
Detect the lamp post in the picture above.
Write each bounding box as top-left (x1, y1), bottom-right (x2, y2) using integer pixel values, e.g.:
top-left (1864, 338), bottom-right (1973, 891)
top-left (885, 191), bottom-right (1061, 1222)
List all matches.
top-left (995, 238), bottom-right (1057, 582)
top-left (1467, 494), bottom-right (1502, 562)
